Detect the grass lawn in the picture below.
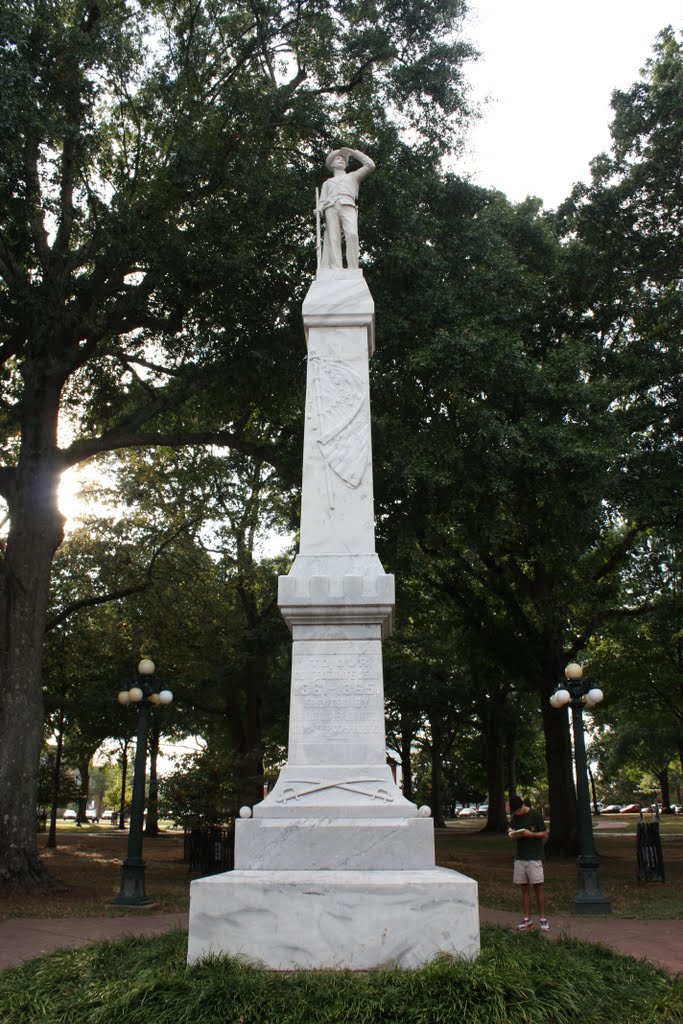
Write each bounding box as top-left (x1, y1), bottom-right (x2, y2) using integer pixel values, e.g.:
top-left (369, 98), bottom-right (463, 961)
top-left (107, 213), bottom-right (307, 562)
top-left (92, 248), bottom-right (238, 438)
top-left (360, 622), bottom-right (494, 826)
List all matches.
top-left (1, 815), bottom-right (681, 920)
top-left (1, 927), bottom-right (682, 1024)
top-left (0, 827), bottom-right (191, 919)
top-left (438, 816), bottom-right (683, 919)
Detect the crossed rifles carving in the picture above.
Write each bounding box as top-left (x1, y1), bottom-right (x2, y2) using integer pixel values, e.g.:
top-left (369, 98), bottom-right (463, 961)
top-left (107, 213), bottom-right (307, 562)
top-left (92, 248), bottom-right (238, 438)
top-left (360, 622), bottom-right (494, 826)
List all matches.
top-left (276, 778), bottom-right (394, 803)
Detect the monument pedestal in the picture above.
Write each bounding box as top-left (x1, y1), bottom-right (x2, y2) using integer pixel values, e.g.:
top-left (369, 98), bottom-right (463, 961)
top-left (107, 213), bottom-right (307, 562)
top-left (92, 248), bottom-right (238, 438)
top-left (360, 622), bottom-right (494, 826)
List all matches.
top-left (188, 269), bottom-right (479, 969)
top-left (188, 869), bottom-right (479, 970)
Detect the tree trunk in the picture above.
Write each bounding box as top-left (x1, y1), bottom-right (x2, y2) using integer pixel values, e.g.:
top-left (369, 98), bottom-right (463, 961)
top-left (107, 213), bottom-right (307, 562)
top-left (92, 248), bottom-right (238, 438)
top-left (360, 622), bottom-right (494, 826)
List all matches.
top-left (0, 373), bottom-right (66, 885)
top-left (505, 718), bottom-right (517, 805)
top-left (399, 710), bottom-right (414, 803)
top-left (76, 755), bottom-right (91, 826)
top-left (145, 722), bottom-right (161, 836)
top-left (588, 764), bottom-right (600, 814)
top-left (541, 696), bottom-right (578, 855)
top-left (482, 696), bottom-right (508, 832)
top-left (46, 710), bottom-right (65, 849)
top-left (231, 649), bottom-right (266, 810)
top-left (429, 719), bottom-right (446, 828)
top-left (656, 768), bottom-right (672, 813)
top-left (118, 740), bottom-right (129, 829)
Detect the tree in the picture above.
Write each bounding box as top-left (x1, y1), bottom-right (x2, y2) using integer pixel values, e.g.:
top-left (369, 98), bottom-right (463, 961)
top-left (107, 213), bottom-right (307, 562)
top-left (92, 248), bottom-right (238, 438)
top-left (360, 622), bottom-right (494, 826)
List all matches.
top-left (370, 31), bottom-right (683, 851)
top-left (0, 0), bottom-right (476, 883)
top-left (587, 532), bottom-right (683, 798)
top-left (160, 744), bottom-right (238, 828)
top-left (368, 177), bottom-right (635, 851)
top-left (593, 715), bottom-right (681, 811)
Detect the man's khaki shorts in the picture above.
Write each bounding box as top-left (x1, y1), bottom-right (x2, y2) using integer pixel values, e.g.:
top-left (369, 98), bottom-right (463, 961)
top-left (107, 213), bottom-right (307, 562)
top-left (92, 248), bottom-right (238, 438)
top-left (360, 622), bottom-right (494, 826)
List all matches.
top-left (513, 859), bottom-right (544, 884)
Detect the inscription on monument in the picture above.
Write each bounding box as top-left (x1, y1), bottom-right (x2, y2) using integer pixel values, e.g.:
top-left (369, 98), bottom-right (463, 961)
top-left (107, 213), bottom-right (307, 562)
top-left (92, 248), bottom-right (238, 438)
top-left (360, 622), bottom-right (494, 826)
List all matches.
top-left (291, 651), bottom-right (383, 739)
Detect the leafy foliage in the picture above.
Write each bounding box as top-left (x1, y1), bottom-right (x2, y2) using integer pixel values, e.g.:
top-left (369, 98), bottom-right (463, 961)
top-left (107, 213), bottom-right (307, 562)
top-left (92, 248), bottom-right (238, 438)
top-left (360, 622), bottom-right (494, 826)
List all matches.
top-left (1, 927), bottom-right (681, 1024)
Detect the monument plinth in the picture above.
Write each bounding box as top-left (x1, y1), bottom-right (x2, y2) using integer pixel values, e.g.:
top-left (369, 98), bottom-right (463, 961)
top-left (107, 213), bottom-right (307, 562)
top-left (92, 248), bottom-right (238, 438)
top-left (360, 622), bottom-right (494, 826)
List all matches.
top-left (187, 153), bottom-right (479, 969)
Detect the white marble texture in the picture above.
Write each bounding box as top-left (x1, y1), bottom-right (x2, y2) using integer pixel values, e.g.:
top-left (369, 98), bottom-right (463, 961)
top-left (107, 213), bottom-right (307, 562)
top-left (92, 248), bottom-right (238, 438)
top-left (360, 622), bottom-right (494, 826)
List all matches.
top-left (303, 271), bottom-right (375, 354)
top-left (187, 869), bottom-right (480, 970)
top-left (253, 764), bottom-right (416, 819)
top-left (235, 816), bottom-right (435, 870)
top-left (278, 556), bottom-right (395, 638)
top-left (187, 269), bottom-right (480, 971)
top-left (287, 638), bottom-right (385, 764)
top-left (299, 328), bottom-right (376, 555)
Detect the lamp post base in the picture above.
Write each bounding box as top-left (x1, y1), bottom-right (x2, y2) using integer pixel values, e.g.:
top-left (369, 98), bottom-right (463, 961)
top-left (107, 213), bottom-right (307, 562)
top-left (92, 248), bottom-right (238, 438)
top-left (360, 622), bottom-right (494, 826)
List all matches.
top-left (111, 857), bottom-right (155, 907)
top-left (572, 860), bottom-right (612, 915)
top-left (571, 893), bottom-right (612, 915)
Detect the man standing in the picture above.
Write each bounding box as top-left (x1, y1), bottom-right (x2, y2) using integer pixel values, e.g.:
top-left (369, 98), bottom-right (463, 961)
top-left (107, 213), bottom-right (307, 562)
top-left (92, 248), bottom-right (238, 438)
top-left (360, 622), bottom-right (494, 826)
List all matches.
top-left (319, 147), bottom-right (375, 269)
top-left (508, 794), bottom-right (549, 932)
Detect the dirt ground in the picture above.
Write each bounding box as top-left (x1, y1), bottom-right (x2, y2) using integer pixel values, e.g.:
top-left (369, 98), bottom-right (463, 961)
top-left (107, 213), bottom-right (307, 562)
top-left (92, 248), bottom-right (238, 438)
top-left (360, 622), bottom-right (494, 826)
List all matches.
top-left (1, 819), bottom-right (681, 920)
top-left (0, 829), bottom-right (192, 919)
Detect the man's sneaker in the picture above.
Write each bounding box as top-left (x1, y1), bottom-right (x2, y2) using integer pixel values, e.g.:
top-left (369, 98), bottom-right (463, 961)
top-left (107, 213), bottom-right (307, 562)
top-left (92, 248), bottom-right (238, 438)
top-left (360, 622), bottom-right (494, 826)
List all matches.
top-left (516, 917), bottom-right (533, 932)
top-left (539, 918), bottom-right (550, 932)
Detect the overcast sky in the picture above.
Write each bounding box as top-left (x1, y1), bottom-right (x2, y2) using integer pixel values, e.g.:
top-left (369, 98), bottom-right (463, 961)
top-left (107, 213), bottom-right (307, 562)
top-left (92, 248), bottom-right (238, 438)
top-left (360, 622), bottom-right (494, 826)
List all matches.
top-left (455, 1), bottom-right (681, 208)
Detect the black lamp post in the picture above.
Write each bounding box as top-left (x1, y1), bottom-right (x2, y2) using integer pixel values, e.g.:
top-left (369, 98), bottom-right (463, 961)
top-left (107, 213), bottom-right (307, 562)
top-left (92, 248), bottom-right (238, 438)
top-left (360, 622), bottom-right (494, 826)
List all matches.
top-left (112, 659), bottom-right (173, 907)
top-left (550, 662), bottom-right (611, 915)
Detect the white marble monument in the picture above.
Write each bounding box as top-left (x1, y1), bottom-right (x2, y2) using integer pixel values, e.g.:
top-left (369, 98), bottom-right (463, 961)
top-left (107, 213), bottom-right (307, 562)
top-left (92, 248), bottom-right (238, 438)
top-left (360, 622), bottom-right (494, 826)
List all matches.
top-left (187, 150), bottom-right (479, 970)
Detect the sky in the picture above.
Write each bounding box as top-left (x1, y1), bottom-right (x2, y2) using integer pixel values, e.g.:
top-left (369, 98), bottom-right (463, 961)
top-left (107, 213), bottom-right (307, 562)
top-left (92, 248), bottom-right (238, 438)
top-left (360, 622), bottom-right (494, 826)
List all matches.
top-left (455, 1), bottom-right (681, 208)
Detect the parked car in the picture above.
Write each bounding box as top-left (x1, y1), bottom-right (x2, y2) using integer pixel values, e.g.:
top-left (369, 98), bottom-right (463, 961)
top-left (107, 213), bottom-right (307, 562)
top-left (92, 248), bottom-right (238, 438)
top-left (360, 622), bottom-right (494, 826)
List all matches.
top-left (601, 804), bottom-right (622, 814)
top-left (102, 809), bottom-right (114, 821)
top-left (62, 809), bottom-right (77, 821)
top-left (457, 807), bottom-right (478, 818)
top-left (85, 807), bottom-right (99, 822)
top-left (477, 804), bottom-right (489, 817)
top-left (619, 803), bottom-right (640, 813)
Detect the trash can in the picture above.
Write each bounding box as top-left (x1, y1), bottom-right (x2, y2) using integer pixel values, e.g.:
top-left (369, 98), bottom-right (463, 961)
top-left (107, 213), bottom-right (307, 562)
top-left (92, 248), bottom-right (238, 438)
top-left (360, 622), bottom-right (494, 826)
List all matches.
top-left (636, 816), bottom-right (665, 882)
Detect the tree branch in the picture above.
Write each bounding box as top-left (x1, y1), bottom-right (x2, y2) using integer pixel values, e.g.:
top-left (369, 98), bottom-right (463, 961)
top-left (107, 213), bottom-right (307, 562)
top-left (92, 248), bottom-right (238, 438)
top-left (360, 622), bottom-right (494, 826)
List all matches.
top-left (46, 582), bottom-right (152, 632)
top-left (23, 136), bottom-right (51, 271)
top-left (0, 229), bottom-right (24, 286)
top-left (313, 57), bottom-right (378, 96)
top-left (61, 373), bottom-right (210, 464)
top-left (121, 355), bottom-right (183, 377)
top-left (0, 467), bottom-right (16, 503)
top-left (46, 522), bottom-right (193, 632)
top-left (61, 429), bottom-right (290, 477)
top-left (594, 525), bottom-right (642, 583)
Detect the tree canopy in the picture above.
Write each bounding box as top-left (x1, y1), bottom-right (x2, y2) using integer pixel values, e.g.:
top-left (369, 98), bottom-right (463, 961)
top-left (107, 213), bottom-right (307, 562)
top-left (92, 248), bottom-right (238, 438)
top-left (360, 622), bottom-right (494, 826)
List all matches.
top-left (0, 0), bottom-right (477, 883)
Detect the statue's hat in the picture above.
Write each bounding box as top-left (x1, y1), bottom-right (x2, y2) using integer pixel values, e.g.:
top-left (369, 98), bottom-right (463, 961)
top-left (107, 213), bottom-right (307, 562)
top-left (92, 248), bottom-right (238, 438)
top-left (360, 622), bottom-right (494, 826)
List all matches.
top-left (325, 149), bottom-right (349, 170)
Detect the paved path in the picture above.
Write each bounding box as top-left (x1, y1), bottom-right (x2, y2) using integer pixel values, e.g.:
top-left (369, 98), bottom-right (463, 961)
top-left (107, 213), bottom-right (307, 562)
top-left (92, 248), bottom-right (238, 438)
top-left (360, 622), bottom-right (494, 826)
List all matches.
top-left (480, 907), bottom-right (682, 976)
top-left (0, 914), bottom-right (186, 972)
top-left (0, 909), bottom-right (680, 976)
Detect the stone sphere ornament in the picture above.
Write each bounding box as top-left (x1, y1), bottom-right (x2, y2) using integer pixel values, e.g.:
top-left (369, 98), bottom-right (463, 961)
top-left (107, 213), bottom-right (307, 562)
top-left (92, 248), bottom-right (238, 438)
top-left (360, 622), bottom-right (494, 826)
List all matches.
top-left (418, 805), bottom-right (431, 817)
top-left (239, 806), bottom-right (253, 819)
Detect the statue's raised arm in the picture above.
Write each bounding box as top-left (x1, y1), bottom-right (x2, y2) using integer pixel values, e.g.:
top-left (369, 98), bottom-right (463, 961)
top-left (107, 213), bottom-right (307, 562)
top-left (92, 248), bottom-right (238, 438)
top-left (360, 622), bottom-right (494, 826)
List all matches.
top-left (318, 146), bottom-right (375, 270)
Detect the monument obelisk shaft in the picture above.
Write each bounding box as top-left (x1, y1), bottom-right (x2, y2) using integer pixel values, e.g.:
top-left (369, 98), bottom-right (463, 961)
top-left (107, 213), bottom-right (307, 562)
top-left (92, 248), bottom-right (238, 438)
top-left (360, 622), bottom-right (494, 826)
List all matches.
top-left (187, 150), bottom-right (479, 969)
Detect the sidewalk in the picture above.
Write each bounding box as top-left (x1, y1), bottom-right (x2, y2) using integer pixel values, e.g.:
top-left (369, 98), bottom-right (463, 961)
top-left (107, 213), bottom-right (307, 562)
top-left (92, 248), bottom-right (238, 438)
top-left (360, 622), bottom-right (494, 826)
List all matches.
top-left (0, 909), bottom-right (680, 976)
top-left (480, 907), bottom-right (682, 976)
top-left (0, 914), bottom-right (186, 972)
